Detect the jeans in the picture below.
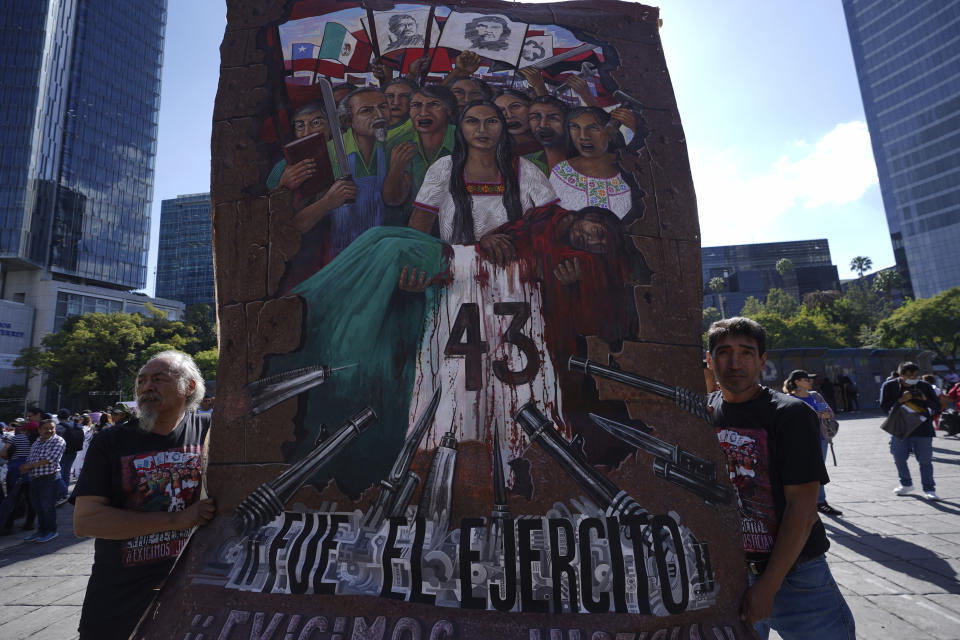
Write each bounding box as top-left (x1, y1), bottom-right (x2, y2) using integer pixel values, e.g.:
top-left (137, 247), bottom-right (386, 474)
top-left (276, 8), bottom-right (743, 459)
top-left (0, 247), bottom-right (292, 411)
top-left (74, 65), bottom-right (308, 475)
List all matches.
top-left (57, 450), bottom-right (77, 499)
top-left (28, 473), bottom-right (59, 535)
top-left (818, 439), bottom-right (828, 504)
top-left (889, 435), bottom-right (935, 492)
top-left (748, 555), bottom-right (855, 639)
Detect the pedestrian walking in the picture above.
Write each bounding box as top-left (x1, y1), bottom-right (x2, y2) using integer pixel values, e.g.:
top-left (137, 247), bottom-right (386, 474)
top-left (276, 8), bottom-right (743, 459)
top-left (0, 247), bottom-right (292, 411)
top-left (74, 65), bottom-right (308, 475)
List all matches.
top-left (880, 361), bottom-right (941, 500)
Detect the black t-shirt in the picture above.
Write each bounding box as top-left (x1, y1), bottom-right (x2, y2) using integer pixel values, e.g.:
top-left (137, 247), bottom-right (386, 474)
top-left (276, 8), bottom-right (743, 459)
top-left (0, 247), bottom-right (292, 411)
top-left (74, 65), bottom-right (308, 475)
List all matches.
top-left (708, 387), bottom-right (830, 562)
top-left (73, 412), bottom-right (210, 639)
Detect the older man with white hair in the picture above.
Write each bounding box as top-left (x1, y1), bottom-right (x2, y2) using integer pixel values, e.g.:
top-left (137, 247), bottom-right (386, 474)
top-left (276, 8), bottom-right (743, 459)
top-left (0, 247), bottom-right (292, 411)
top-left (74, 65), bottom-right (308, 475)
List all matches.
top-left (72, 350), bottom-right (215, 640)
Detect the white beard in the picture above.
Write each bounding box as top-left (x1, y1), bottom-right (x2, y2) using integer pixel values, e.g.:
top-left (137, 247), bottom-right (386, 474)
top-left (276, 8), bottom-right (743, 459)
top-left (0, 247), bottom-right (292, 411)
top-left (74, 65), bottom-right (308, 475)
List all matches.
top-left (137, 409), bottom-right (157, 433)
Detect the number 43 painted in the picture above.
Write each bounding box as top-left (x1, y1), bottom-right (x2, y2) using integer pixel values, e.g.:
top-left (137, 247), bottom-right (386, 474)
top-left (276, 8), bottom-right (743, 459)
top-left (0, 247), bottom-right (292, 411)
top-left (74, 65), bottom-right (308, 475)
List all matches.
top-left (443, 302), bottom-right (541, 391)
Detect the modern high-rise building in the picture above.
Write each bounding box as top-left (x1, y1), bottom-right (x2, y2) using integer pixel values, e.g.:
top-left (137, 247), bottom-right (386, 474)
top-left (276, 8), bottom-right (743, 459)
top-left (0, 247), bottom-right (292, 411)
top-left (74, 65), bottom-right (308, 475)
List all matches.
top-left (156, 193), bottom-right (215, 310)
top-left (842, 0), bottom-right (960, 299)
top-left (702, 239), bottom-right (841, 316)
top-left (0, 0), bottom-right (180, 403)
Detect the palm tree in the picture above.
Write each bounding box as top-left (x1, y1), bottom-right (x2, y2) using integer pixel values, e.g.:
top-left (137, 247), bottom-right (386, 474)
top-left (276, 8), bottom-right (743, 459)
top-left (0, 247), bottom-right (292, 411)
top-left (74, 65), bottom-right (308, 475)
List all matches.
top-left (709, 276), bottom-right (727, 318)
top-left (849, 256), bottom-right (873, 279)
top-left (873, 269), bottom-right (903, 301)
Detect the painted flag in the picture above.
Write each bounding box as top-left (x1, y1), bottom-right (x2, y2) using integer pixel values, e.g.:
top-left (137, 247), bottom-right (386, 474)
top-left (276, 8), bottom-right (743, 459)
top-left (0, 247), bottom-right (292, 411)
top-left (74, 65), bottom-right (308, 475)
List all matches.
top-left (287, 41), bottom-right (347, 77)
top-left (362, 8), bottom-right (440, 57)
top-left (291, 42), bottom-right (317, 60)
top-left (317, 22), bottom-right (372, 71)
top-left (437, 11), bottom-right (528, 66)
top-left (518, 35), bottom-right (554, 68)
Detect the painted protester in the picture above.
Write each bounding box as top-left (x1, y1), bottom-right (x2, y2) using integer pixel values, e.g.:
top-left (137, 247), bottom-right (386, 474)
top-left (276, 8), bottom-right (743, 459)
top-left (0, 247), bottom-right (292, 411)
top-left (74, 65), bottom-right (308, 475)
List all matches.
top-left (408, 101), bottom-right (558, 249)
top-left (550, 106), bottom-right (646, 224)
top-left (382, 85), bottom-right (459, 229)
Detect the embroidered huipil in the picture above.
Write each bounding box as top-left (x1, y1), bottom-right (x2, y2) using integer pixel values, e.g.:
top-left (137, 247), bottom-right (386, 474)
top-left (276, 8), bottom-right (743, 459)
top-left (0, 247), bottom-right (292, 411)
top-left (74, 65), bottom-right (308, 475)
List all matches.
top-left (549, 160), bottom-right (632, 219)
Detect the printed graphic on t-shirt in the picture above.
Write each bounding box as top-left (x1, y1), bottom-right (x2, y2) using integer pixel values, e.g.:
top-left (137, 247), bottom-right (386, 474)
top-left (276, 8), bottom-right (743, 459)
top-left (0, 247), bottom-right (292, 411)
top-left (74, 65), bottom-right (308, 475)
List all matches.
top-left (119, 445), bottom-right (203, 567)
top-left (716, 428), bottom-right (777, 554)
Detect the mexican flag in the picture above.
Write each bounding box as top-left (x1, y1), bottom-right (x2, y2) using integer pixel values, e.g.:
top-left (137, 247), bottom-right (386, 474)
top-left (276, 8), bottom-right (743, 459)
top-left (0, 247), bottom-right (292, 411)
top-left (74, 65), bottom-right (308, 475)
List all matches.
top-left (317, 22), bottom-right (371, 71)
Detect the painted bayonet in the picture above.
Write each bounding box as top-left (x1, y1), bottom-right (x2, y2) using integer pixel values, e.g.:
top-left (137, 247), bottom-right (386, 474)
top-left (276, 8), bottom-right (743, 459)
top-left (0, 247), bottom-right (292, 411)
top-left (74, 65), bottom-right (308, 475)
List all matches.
top-left (589, 413), bottom-right (731, 505)
top-left (233, 407), bottom-right (376, 535)
top-left (362, 387), bottom-right (441, 528)
top-left (569, 355), bottom-right (710, 422)
top-left (245, 363), bottom-right (357, 416)
top-left (513, 402), bottom-right (647, 520)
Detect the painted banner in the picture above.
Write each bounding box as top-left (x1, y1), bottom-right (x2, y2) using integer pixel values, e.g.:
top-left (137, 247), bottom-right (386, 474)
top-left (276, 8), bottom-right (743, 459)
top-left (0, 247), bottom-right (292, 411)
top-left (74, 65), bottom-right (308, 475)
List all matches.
top-left (138, 1), bottom-right (752, 638)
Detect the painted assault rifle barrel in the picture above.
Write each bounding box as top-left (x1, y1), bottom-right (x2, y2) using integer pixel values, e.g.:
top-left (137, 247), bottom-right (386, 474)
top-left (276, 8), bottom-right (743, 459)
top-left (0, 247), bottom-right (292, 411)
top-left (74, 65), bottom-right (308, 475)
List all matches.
top-left (233, 407), bottom-right (376, 535)
top-left (568, 356), bottom-right (710, 422)
top-left (245, 363), bottom-right (356, 416)
top-left (589, 413), bottom-right (731, 505)
top-left (363, 387), bottom-right (442, 528)
top-left (514, 402), bottom-right (647, 521)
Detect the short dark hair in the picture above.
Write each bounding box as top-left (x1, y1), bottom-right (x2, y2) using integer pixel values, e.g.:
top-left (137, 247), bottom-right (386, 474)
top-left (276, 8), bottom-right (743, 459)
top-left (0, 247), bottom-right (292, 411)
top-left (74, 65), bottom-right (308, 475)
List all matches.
top-left (384, 77), bottom-right (419, 94)
top-left (707, 317), bottom-right (767, 356)
top-left (413, 84), bottom-right (458, 120)
top-left (27, 406), bottom-right (44, 416)
top-left (898, 361), bottom-right (919, 375)
top-left (494, 88), bottom-right (532, 105)
top-left (530, 94), bottom-right (568, 113)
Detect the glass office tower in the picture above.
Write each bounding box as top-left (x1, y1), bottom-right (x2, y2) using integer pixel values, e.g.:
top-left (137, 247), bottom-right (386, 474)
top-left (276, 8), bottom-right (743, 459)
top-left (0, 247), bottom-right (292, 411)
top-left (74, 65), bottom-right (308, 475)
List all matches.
top-left (156, 193), bottom-right (215, 309)
top-left (0, 0), bottom-right (167, 290)
top-left (843, 0), bottom-right (960, 299)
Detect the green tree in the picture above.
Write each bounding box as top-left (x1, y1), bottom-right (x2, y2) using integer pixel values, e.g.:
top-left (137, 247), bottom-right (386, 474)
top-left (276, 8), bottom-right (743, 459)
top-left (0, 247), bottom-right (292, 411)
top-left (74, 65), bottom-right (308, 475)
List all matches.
top-left (15, 313), bottom-right (155, 399)
top-left (751, 309), bottom-right (846, 350)
top-left (194, 348), bottom-right (219, 381)
top-left (14, 309), bottom-right (203, 402)
top-left (708, 277), bottom-right (727, 318)
top-left (802, 290), bottom-right (842, 311)
top-left (184, 304), bottom-right (218, 353)
top-left (739, 296), bottom-right (765, 317)
top-left (876, 287), bottom-right (960, 371)
top-left (849, 255), bottom-right (873, 278)
top-left (873, 269), bottom-right (903, 301)
top-left (764, 287), bottom-right (800, 318)
top-left (775, 258), bottom-right (794, 277)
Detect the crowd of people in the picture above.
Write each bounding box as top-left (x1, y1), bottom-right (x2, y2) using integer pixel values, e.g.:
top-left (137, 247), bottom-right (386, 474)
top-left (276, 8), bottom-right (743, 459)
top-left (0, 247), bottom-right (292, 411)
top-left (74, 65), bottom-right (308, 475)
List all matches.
top-left (269, 50), bottom-right (648, 291)
top-left (0, 403), bottom-right (136, 539)
top-left (0, 395), bottom-right (214, 542)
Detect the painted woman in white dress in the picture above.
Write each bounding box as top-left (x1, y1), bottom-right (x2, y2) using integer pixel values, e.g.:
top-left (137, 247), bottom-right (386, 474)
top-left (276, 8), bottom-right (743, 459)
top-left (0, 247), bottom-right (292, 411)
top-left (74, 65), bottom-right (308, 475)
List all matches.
top-left (549, 106), bottom-right (644, 225)
top-left (408, 100), bottom-right (558, 261)
top-left (404, 101), bottom-right (561, 464)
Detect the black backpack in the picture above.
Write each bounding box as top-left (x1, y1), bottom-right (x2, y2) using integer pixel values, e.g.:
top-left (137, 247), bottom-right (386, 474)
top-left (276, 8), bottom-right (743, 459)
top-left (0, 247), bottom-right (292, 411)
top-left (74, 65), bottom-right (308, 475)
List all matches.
top-left (942, 409), bottom-right (960, 437)
top-left (63, 422), bottom-right (85, 453)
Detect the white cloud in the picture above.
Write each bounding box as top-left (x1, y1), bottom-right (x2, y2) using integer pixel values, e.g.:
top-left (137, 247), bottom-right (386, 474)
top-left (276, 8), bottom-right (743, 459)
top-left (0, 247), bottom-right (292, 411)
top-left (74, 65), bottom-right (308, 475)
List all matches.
top-left (693, 121), bottom-right (879, 244)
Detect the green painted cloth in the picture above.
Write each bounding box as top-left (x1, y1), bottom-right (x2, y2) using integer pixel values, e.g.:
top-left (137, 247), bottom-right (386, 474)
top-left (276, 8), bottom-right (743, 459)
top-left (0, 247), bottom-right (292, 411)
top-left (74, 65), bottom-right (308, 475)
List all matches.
top-left (269, 226), bottom-right (448, 498)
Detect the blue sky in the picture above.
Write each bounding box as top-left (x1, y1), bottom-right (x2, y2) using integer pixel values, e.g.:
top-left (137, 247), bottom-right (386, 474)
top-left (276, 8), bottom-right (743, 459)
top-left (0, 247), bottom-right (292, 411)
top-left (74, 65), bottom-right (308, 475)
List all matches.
top-left (145, 0), bottom-right (894, 295)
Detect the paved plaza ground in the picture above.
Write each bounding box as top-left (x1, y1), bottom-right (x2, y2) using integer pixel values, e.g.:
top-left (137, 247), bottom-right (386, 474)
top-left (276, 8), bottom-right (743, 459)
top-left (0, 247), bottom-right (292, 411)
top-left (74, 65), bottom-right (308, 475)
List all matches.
top-left (0, 411), bottom-right (958, 639)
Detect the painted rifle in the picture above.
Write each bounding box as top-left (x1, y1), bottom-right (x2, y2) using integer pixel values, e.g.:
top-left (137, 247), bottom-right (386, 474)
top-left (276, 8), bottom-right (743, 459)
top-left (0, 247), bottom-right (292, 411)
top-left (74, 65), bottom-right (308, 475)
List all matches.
top-left (589, 413), bottom-right (731, 504)
top-left (362, 386), bottom-right (442, 529)
top-left (514, 402), bottom-right (647, 520)
top-left (244, 363), bottom-right (357, 416)
top-left (233, 407), bottom-right (376, 535)
top-left (569, 355), bottom-right (710, 422)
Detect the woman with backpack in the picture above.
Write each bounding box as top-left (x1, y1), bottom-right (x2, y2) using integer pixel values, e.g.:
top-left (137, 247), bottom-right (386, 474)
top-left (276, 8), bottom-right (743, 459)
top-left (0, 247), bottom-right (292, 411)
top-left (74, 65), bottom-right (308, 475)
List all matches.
top-left (784, 370), bottom-right (843, 516)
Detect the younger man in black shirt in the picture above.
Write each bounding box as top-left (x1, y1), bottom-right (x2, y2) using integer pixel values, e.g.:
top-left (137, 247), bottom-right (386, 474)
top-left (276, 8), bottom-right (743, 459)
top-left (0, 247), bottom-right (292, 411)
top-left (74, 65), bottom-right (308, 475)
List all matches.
top-left (706, 317), bottom-right (854, 639)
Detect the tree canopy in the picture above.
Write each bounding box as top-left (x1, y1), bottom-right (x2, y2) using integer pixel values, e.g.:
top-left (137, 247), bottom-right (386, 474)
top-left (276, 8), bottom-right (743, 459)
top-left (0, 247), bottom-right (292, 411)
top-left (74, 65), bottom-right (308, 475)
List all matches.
top-left (876, 287), bottom-right (960, 371)
top-left (15, 304), bottom-right (218, 402)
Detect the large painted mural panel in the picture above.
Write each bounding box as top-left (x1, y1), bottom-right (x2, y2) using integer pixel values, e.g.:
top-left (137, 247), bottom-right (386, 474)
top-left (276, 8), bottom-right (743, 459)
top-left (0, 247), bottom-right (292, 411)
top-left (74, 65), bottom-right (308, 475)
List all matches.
top-left (139, 1), bottom-right (752, 638)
